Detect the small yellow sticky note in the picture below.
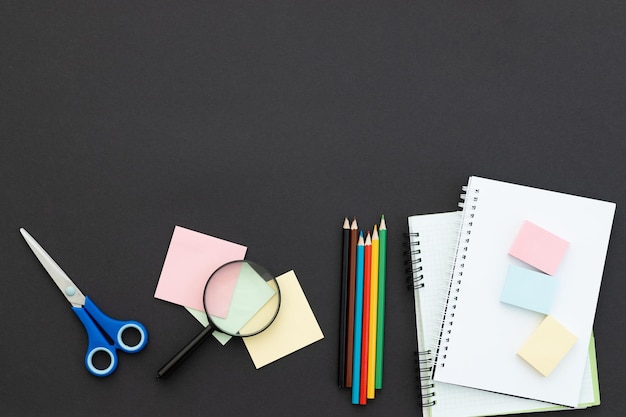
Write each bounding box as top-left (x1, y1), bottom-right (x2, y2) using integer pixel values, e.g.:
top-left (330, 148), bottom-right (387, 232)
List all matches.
top-left (242, 270), bottom-right (324, 368)
top-left (517, 316), bottom-right (577, 377)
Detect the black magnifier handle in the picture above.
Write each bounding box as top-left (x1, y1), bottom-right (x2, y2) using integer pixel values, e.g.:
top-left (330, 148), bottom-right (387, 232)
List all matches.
top-left (157, 325), bottom-right (215, 380)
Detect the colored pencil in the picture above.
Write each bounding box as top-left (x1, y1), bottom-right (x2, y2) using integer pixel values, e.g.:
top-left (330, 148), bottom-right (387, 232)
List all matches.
top-left (359, 232), bottom-right (372, 404)
top-left (375, 216), bottom-right (387, 388)
top-left (346, 218), bottom-right (358, 387)
top-left (338, 218), bottom-right (350, 387)
top-left (367, 226), bottom-right (379, 399)
top-left (351, 233), bottom-right (365, 404)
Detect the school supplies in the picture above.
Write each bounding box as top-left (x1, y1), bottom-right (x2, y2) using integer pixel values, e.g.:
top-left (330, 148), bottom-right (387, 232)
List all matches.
top-left (366, 226), bottom-right (379, 399)
top-left (156, 226), bottom-right (324, 375)
top-left (243, 270), bottom-right (324, 369)
top-left (157, 260), bottom-right (280, 380)
top-left (359, 233), bottom-right (372, 404)
top-left (154, 226), bottom-right (247, 311)
top-left (407, 212), bottom-right (600, 417)
top-left (20, 228), bottom-right (148, 377)
top-left (376, 216), bottom-right (387, 389)
top-left (351, 232), bottom-right (365, 404)
top-left (340, 216), bottom-right (386, 405)
top-left (156, 226), bottom-right (248, 345)
top-left (432, 177), bottom-right (614, 406)
top-left (338, 218), bottom-right (350, 387)
top-left (346, 218), bottom-right (358, 387)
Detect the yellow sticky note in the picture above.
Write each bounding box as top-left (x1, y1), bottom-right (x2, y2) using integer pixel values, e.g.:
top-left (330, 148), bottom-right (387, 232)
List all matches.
top-left (517, 316), bottom-right (577, 377)
top-left (242, 270), bottom-right (324, 368)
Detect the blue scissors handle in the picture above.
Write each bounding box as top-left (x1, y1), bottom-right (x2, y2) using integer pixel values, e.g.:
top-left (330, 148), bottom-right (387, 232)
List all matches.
top-left (72, 296), bottom-right (148, 377)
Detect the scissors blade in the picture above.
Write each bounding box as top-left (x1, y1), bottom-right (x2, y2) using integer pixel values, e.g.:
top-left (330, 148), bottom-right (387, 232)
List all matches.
top-left (20, 228), bottom-right (86, 308)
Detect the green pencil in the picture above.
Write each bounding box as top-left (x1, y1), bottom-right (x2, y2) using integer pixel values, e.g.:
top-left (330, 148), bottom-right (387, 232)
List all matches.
top-left (375, 215), bottom-right (387, 389)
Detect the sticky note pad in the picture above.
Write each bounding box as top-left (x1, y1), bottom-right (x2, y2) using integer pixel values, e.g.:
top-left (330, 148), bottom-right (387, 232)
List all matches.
top-left (517, 316), bottom-right (577, 377)
top-left (242, 270), bottom-right (324, 368)
top-left (154, 226), bottom-right (247, 311)
top-left (509, 221), bottom-right (569, 275)
top-left (500, 265), bottom-right (558, 314)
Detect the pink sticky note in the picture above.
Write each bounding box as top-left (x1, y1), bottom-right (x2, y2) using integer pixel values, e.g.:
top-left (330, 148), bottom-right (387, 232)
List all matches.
top-left (154, 226), bottom-right (247, 314)
top-left (509, 221), bottom-right (569, 275)
top-left (203, 261), bottom-right (244, 318)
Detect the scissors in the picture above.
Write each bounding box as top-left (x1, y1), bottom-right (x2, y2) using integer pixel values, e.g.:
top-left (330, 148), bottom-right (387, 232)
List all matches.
top-left (20, 228), bottom-right (148, 377)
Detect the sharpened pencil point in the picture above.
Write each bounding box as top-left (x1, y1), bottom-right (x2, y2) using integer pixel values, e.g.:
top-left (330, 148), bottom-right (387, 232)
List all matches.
top-left (343, 217), bottom-right (350, 229)
top-left (380, 215), bottom-right (387, 230)
top-left (351, 218), bottom-right (358, 230)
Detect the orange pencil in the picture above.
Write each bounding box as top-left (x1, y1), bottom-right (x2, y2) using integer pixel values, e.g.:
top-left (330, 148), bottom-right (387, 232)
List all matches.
top-left (359, 232), bottom-right (372, 404)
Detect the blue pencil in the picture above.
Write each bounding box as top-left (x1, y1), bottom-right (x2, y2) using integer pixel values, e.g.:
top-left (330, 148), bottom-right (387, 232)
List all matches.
top-left (351, 232), bottom-right (365, 404)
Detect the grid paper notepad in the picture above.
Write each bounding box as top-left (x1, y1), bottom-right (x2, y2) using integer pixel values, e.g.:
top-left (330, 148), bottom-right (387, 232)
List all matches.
top-left (408, 212), bottom-right (600, 417)
top-left (432, 177), bottom-right (615, 407)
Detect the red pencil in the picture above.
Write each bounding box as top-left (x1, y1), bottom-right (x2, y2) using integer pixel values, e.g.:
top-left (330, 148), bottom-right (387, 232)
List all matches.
top-left (359, 232), bottom-right (372, 404)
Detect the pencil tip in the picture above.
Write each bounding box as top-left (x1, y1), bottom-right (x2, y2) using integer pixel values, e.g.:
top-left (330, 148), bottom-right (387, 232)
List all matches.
top-left (373, 227), bottom-right (379, 239)
top-left (343, 217), bottom-right (350, 228)
top-left (365, 233), bottom-right (372, 245)
top-left (351, 218), bottom-right (358, 229)
top-left (358, 234), bottom-right (364, 245)
top-left (380, 215), bottom-right (387, 230)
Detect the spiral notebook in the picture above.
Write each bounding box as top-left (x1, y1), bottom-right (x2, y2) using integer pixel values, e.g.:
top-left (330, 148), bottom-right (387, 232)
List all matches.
top-left (432, 177), bottom-right (615, 407)
top-left (408, 212), bottom-right (600, 417)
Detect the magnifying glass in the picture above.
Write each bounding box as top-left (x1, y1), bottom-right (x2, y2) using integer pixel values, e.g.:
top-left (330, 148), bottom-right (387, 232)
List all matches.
top-left (156, 260), bottom-right (281, 380)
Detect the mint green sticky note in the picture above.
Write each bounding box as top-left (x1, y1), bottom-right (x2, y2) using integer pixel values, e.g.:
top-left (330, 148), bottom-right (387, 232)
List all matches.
top-left (209, 262), bottom-right (275, 335)
top-left (500, 265), bottom-right (558, 314)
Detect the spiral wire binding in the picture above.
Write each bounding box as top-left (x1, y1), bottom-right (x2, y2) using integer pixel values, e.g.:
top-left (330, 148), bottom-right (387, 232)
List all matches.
top-left (405, 230), bottom-right (437, 407)
top-left (414, 351), bottom-right (436, 407)
top-left (403, 232), bottom-right (423, 289)
top-left (434, 183), bottom-right (479, 372)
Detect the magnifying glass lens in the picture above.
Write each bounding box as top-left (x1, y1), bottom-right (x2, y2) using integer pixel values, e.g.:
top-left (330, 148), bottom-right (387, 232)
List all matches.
top-left (204, 260), bottom-right (280, 337)
top-left (156, 260), bottom-right (281, 380)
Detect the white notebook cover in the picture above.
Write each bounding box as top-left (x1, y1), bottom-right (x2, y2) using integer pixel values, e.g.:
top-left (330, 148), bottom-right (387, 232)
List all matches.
top-left (408, 212), bottom-right (599, 417)
top-left (431, 177), bottom-right (614, 407)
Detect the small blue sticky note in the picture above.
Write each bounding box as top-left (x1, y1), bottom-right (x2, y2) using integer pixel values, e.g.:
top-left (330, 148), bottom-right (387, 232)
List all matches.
top-left (500, 265), bottom-right (558, 314)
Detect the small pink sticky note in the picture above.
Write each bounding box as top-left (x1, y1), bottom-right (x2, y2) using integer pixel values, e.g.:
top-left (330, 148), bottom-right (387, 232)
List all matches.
top-left (509, 221), bottom-right (569, 276)
top-left (203, 261), bottom-right (244, 318)
top-left (154, 226), bottom-right (247, 314)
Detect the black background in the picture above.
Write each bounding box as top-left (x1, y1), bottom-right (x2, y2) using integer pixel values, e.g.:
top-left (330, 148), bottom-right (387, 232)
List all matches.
top-left (2, 1), bottom-right (626, 416)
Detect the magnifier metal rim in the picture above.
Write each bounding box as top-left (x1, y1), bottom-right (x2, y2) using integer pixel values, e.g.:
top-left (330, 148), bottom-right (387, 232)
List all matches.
top-left (202, 260), bottom-right (281, 337)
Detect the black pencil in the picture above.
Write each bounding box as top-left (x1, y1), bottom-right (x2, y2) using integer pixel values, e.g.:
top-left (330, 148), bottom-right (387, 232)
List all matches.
top-left (338, 217), bottom-right (350, 387)
top-left (346, 217), bottom-right (358, 387)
